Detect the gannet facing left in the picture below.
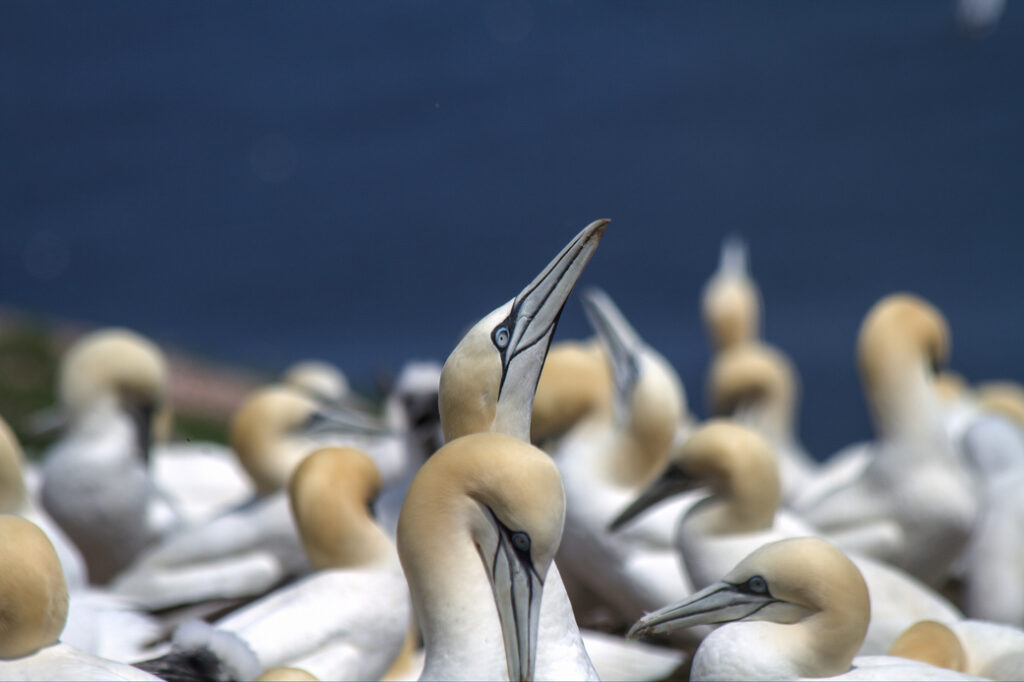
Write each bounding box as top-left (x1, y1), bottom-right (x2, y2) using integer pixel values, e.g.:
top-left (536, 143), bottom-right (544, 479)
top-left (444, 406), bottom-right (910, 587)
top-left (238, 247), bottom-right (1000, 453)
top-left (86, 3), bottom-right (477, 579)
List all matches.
top-left (628, 537), bottom-right (983, 681)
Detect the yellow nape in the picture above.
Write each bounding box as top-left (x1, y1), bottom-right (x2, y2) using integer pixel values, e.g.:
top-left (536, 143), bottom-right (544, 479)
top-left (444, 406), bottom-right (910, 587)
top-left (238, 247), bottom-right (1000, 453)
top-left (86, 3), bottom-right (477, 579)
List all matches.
top-left (888, 620), bottom-right (966, 673)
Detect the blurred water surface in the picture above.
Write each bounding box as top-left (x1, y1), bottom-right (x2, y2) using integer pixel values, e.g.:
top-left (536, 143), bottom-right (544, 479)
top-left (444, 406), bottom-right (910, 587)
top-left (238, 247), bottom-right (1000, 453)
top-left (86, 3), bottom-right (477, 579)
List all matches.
top-left (1, 2), bottom-right (1021, 456)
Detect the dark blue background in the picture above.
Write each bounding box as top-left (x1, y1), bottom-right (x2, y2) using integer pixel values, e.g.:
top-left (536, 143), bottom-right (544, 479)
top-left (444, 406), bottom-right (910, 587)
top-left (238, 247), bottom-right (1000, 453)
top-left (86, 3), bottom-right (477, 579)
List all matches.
top-left (1, 2), bottom-right (1021, 457)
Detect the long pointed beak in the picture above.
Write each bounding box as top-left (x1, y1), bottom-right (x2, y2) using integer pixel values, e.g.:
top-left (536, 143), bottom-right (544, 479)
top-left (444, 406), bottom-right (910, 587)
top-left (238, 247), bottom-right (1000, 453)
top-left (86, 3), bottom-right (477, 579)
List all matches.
top-left (488, 535), bottom-right (545, 682)
top-left (608, 463), bottom-right (702, 532)
top-left (628, 581), bottom-right (772, 638)
top-left (300, 404), bottom-right (398, 438)
top-left (580, 287), bottom-right (643, 418)
top-left (134, 403), bottom-right (156, 466)
top-left (504, 219), bottom-right (609, 367)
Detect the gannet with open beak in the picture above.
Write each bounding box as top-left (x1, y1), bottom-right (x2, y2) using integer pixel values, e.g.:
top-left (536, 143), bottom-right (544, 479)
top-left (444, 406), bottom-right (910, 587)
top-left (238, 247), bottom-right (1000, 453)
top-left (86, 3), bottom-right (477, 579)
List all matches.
top-left (206, 447), bottom-right (410, 680)
top-left (707, 341), bottom-right (818, 505)
top-left (793, 294), bottom-right (978, 586)
top-left (421, 219), bottom-right (609, 680)
top-left (0, 515), bottom-right (164, 681)
top-left (112, 384), bottom-right (395, 610)
top-left (701, 236), bottom-right (760, 352)
top-left (611, 420), bottom-right (962, 654)
top-left (40, 328), bottom-right (180, 584)
top-left (552, 288), bottom-right (693, 626)
top-left (628, 537), bottom-right (983, 681)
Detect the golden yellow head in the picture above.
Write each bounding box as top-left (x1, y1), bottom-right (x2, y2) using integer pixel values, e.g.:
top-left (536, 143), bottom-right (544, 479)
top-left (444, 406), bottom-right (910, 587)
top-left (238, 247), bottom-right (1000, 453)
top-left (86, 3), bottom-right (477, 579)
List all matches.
top-left (230, 385), bottom-right (321, 494)
top-left (59, 328), bottom-right (168, 419)
top-left (530, 340), bottom-right (613, 444)
top-left (888, 620), bottom-right (966, 673)
top-left (708, 342), bottom-right (797, 418)
top-left (857, 293), bottom-right (950, 384)
top-left (0, 515), bottom-right (69, 659)
top-left (288, 447), bottom-right (387, 570)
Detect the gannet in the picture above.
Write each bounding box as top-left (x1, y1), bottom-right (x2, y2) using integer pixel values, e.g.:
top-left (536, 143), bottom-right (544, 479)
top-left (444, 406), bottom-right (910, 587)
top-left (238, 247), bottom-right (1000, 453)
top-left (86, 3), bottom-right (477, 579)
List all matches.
top-left (707, 341), bottom-right (818, 504)
top-left (207, 447), bottom-right (410, 680)
top-left (611, 420), bottom-right (962, 654)
top-left (888, 621), bottom-right (967, 673)
top-left (792, 294), bottom-right (978, 586)
top-left (283, 358), bottom-right (377, 415)
top-left (975, 381), bottom-right (1024, 428)
top-left (40, 328), bottom-right (180, 584)
top-left (701, 236), bottom-right (760, 352)
top-left (958, 417), bottom-right (1024, 626)
top-left (0, 515), bottom-right (163, 681)
top-left (425, 219), bottom-right (609, 680)
top-left (552, 288), bottom-right (694, 626)
top-left (628, 537), bottom-right (983, 681)
top-left (398, 432), bottom-right (585, 681)
top-left (112, 384), bottom-right (394, 610)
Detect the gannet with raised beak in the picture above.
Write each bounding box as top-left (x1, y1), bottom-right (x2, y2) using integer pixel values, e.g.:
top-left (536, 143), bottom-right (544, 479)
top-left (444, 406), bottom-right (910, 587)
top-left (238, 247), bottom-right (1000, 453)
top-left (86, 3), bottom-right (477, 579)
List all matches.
top-left (408, 219), bottom-right (609, 680)
top-left (628, 537), bottom-right (983, 681)
top-left (701, 237), bottom-right (760, 352)
top-left (611, 420), bottom-right (961, 654)
top-left (40, 328), bottom-right (179, 584)
top-left (200, 447), bottom-right (410, 680)
top-left (793, 294), bottom-right (978, 586)
top-left (552, 288), bottom-right (693, 625)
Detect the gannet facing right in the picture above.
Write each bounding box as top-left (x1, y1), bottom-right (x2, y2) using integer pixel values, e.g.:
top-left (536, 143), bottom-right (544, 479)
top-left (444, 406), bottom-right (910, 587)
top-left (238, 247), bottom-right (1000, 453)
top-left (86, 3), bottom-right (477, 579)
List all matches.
top-left (420, 219), bottom-right (609, 680)
top-left (628, 537), bottom-right (983, 681)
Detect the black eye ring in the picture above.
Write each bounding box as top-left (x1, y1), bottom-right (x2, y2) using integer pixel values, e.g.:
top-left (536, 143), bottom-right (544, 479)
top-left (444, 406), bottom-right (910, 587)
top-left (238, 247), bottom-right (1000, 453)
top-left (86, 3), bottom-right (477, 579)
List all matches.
top-left (510, 531), bottom-right (530, 553)
top-left (493, 326), bottom-right (510, 350)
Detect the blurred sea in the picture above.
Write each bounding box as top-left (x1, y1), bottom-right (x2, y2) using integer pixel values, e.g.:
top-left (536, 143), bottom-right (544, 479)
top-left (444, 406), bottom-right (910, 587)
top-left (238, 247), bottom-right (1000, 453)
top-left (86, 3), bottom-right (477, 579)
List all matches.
top-left (1, 2), bottom-right (1021, 457)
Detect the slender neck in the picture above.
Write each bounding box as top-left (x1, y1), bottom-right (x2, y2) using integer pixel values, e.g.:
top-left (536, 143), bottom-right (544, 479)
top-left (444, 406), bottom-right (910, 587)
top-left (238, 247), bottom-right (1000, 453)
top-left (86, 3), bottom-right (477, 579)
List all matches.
top-left (863, 351), bottom-right (942, 442)
top-left (402, 501), bottom-right (509, 679)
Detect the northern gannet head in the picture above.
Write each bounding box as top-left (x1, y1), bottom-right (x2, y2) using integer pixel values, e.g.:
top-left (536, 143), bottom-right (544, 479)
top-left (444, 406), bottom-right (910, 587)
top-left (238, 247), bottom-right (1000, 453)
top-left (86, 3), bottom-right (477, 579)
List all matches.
top-left (0, 416), bottom-right (27, 514)
top-left (708, 342), bottom-right (798, 440)
top-left (530, 340), bottom-right (612, 445)
top-left (701, 236), bottom-right (761, 352)
top-left (888, 620), bottom-right (966, 673)
top-left (282, 360), bottom-right (351, 404)
top-left (439, 219), bottom-right (608, 444)
top-left (0, 515), bottom-right (69, 659)
top-left (288, 446), bottom-right (390, 570)
top-left (934, 370), bottom-right (969, 405)
top-left (629, 536), bottom-right (870, 679)
top-left (609, 419), bottom-right (779, 533)
top-left (582, 287), bottom-right (687, 485)
top-left (59, 328), bottom-right (168, 462)
top-left (397, 432), bottom-right (565, 682)
top-left (230, 385), bottom-right (392, 495)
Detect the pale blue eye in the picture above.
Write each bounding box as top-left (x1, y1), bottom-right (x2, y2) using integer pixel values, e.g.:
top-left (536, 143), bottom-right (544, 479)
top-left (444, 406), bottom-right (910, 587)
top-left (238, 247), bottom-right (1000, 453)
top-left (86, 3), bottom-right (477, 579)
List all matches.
top-left (494, 326), bottom-right (510, 349)
top-left (747, 576), bottom-right (767, 594)
top-left (511, 531), bottom-right (530, 552)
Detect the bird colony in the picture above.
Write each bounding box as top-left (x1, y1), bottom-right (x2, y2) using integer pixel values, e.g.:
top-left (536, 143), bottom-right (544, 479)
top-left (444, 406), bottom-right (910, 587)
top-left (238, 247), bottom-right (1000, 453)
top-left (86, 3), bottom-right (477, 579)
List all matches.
top-left (1, 220), bottom-right (1023, 681)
